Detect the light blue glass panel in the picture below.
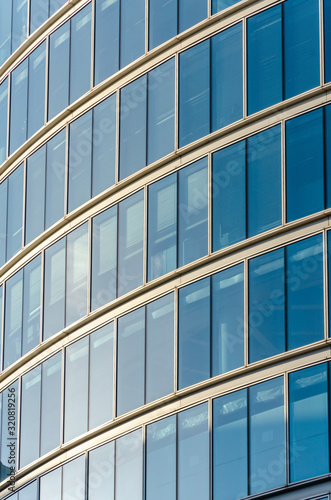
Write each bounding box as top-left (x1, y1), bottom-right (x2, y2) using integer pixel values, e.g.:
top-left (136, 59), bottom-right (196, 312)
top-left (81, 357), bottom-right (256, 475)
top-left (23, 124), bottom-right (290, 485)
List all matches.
top-left (94, 0), bottom-right (119, 85)
top-left (286, 109), bottom-right (324, 222)
top-left (22, 255), bottom-right (41, 356)
top-left (25, 146), bottom-right (46, 244)
top-left (62, 456), bottom-right (85, 499)
top-left (0, 287), bottom-right (2, 360)
top-left (20, 365), bottom-right (41, 467)
top-left (286, 235), bottom-right (324, 350)
top-left (118, 191), bottom-right (144, 296)
top-left (249, 377), bottom-right (285, 494)
top-left (50, 0), bottom-right (67, 16)
top-left (119, 75), bottom-right (147, 180)
top-left (325, 0), bottom-right (331, 82)
top-left (212, 140), bottom-right (245, 251)
top-left (249, 248), bottom-right (285, 363)
top-left (178, 158), bottom-right (208, 266)
top-left (179, 40), bottom-right (210, 147)
top-left (146, 293), bottom-right (174, 402)
top-left (247, 125), bottom-right (281, 236)
top-left (40, 468), bottom-right (61, 500)
top-left (40, 352), bottom-right (62, 455)
top-left (48, 21), bottom-right (70, 120)
top-left (213, 390), bottom-right (248, 500)
top-left (0, 78), bottom-right (8, 165)
top-left (116, 430), bottom-right (143, 500)
top-left (148, 58), bottom-right (175, 164)
top-left (247, 6), bottom-right (282, 115)
top-left (6, 164), bottom-right (23, 260)
top-left (212, 0), bottom-right (240, 14)
top-left (92, 94), bottom-right (116, 196)
top-left (18, 480), bottom-right (38, 500)
top-left (66, 223), bottom-right (88, 326)
top-left (146, 416), bottom-right (176, 500)
top-left (212, 22), bottom-right (243, 130)
top-left (179, 0), bottom-right (206, 32)
top-left (89, 441), bottom-right (114, 500)
top-left (12, 0), bottom-right (27, 53)
top-left (10, 59), bottom-right (28, 154)
top-left (178, 278), bottom-right (210, 389)
top-left (64, 337), bottom-right (89, 442)
top-left (45, 129), bottom-right (66, 229)
top-left (4, 270), bottom-right (23, 368)
top-left (148, 173), bottom-right (177, 281)
top-left (0, 180), bottom-right (8, 267)
top-left (117, 307), bottom-right (145, 416)
top-left (68, 110), bottom-right (92, 212)
top-left (28, 42), bottom-right (46, 138)
top-left (149, 0), bottom-right (177, 50)
top-left (0, 3), bottom-right (11, 66)
top-left (289, 363), bottom-right (329, 482)
top-left (30, 0), bottom-right (48, 33)
top-left (284, 0), bottom-right (319, 99)
top-left (120, 0), bottom-right (145, 68)
top-left (178, 403), bottom-right (209, 500)
top-left (0, 381), bottom-right (18, 481)
top-left (212, 263), bottom-right (244, 375)
top-left (70, 4), bottom-right (91, 104)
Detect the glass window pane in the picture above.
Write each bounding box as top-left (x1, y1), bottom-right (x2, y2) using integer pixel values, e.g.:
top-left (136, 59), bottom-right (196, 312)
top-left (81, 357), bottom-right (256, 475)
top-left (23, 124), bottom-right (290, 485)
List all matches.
top-left (179, 0), bottom-right (206, 32)
top-left (249, 248), bottom-right (285, 363)
top-left (10, 59), bottom-right (28, 154)
top-left (148, 173), bottom-right (177, 281)
top-left (0, 180), bottom-right (8, 267)
top-left (89, 323), bottom-right (114, 428)
top-left (48, 21), bottom-right (70, 120)
top-left (325, 0), bottom-right (331, 82)
top-left (91, 206), bottom-right (117, 310)
top-left (284, 0), bottom-right (320, 99)
top-left (68, 110), bottom-right (92, 212)
top-left (40, 467), bottom-right (61, 500)
top-left (64, 337), bottom-right (89, 442)
top-left (18, 480), bottom-right (38, 500)
top-left (22, 255), bottom-right (41, 356)
top-left (212, 0), bottom-right (240, 13)
top-left (0, 381), bottom-right (18, 481)
top-left (179, 40), bottom-right (210, 147)
top-left (41, 352), bottom-right (62, 455)
top-left (178, 158), bottom-right (208, 267)
top-left (178, 403), bottom-right (209, 500)
top-left (50, 0), bottom-right (67, 16)
top-left (7, 164), bottom-right (23, 260)
top-left (116, 430), bottom-right (143, 500)
top-left (149, 0), bottom-right (177, 50)
top-left (178, 278), bottom-right (210, 389)
top-left (92, 94), bottom-right (116, 196)
top-left (70, 4), bottom-right (91, 104)
top-left (146, 416), bottom-right (176, 500)
top-left (89, 441), bottom-right (114, 500)
top-left (120, 0), bottom-right (145, 68)
top-left (94, 0), bottom-right (119, 85)
top-left (247, 125), bottom-right (282, 236)
top-left (286, 235), bottom-right (324, 350)
top-left (0, 78), bottom-right (8, 165)
top-left (289, 363), bottom-right (329, 482)
top-left (247, 6), bottom-right (282, 115)
top-left (62, 456), bottom-right (86, 499)
top-left (0, 3), bottom-right (12, 66)
top-left (212, 263), bottom-right (244, 375)
top-left (4, 270), bottom-right (23, 368)
top-left (0, 286), bottom-right (2, 359)
top-left (119, 75), bottom-right (147, 180)
top-left (28, 42), bottom-right (46, 138)
top-left (286, 109), bottom-right (324, 222)
top-left (45, 129), bottom-right (66, 229)
top-left (20, 366), bottom-right (41, 467)
top-left (118, 191), bottom-right (144, 296)
top-left (12, 0), bottom-right (27, 52)
top-left (25, 146), bottom-right (46, 244)
top-left (30, 0), bottom-right (48, 33)
top-left (212, 22), bottom-right (243, 130)
top-left (146, 293), bottom-right (174, 403)
top-left (43, 237), bottom-right (66, 340)
top-left (213, 389), bottom-right (248, 500)
top-left (117, 307), bottom-right (145, 416)
top-left (326, 105), bottom-right (331, 208)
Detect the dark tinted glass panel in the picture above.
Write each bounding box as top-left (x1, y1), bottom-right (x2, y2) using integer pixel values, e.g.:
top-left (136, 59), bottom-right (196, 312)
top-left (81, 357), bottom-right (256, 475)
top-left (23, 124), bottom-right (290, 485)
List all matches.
top-left (4, 270), bottom-right (23, 368)
top-left (247, 6), bottom-right (282, 114)
top-left (30, 0), bottom-right (48, 33)
top-left (286, 109), bottom-right (324, 222)
top-left (89, 441), bottom-right (115, 500)
top-left (28, 42), bottom-right (46, 138)
top-left (7, 164), bottom-right (23, 261)
top-left (12, 0), bottom-right (27, 52)
top-left (20, 366), bottom-right (41, 467)
top-left (70, 4), bottom-right (91, 103)
top-left (212, 0), bottom-right (240, 13)
top-left (40, 468), bottom-right (61, 500)
top-left (0, 78), bottom-right (8, 165)
top-left (179, 0), bottom-right (206, 32)
top-left (212, 22), bottom-right (243, 130)
top-left (0, 381), bottom-right (18, 480)
top-left (120, 0), bottom-right (145, 68)
top-left (48, 21), bottom-right (70, 120)
top-left (326, 105), bottom-right (331, 207)
top-left (325, 0), bottom-right (331, 82)
top-left (179, 40), bottom-right (210, 147)
top-left (26, 146), bottom-right (46, 244)
top-left (94, 0), bottom-right (119, 85)
top-left (116, 430), bottom-right (143, 500)
top-left (149, 0), bottom-right (177, 50)
top-left (10, 59), bottom-right (28, 154)
top-left (22, 255), bottom-right (41, 356)
top-left (0, 3), bottom-right (11, 66)
top-left (40, 352), bottom-right (62, 455)
top-left (212, 263), bottom-right (244, 375)
top-left (62, 456), bottom-right (86, 499)
top-left (0, 180), bottom-right (8, 267)
top-left (178, 278), bottom-right (210, 389)
top-left (46, 129), bottom-right (66, 229)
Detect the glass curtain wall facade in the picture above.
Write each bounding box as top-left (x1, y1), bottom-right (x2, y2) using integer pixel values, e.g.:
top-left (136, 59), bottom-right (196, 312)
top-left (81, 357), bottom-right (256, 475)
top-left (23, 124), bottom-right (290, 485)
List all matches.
top-left (1, 0), bottom-right (331, 499)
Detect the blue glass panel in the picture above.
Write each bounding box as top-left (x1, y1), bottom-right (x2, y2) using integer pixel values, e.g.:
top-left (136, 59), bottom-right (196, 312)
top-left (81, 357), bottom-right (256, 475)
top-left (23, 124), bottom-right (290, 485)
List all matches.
top-left (148, 58), bottom-right (175, 164)
top-left (247, 125), bottom-right (282, 236)
top-left (40, 468), bottom-right (61, 500)
top-left (20, 365), bottom-right (41, 467)
top-left (30, 0), bottom-right (48, 33)
top-left (4, 270), bottom-right (23, 368)
top-left (70, 4), bottom-right (91, 103)
top-left (0, 287), bottom-right (2, 360)
top-left (18, 480), bottom-right (38, 500)
top-left (10, 59), bottom-right (28, 154)
top-left (0, 78), bottom-right (8, 165)
top-left (249, 248), bottom-right (285, 363)
top-left (22, 255), bottom-right (41, 356)
top-left (89, 441), bottom-right (114, 500)
top-left (149, 0), bottom-right (177, 50)
top-left (120, 0), bottom-right (145, 68)
top-left (178, 158), bottom-right (208, 266)
top-left (284, 0), bottom-right (320, 99)
top-left (213, 389), bottom-right (248, 500)
top-left (212, 22), bottom-right (243, 130)
top-left (286, 235), bottom-right (324, 350)
top-left (0, 381), bottom-right (18, 480)
top-left (146, 416), bottom-right (176, 500)
top-left (117, 307), bottom-right (145, 415)
top-left (26, 146), bottom-right (46, 244)
top-left (289, 363), bottom-right (329, 482)
top-left (0, 180), bottom-right (8, 267)
top-left (115, 430), bottom-right (143, 500)
top-left (212, 0), bottom-right (239, 14)
top-left (94, 0), bottom-right (119, 85)
top-left (0, 2), bottom-right (12, 66)
top-left (178, 278), bottom-right (210, 389)
top-left (148, 173), bottom-right (177, 281)
top-left (179, 0), bottom-right (206, 32)
top-left (62, 456), bottom-right (85, 499)
top-left (45, 129), bottom-right (66, 229)
top-left (40, 352), bottom-right (62, 455)
top-left (325, 0), bottom-right (331, 82)
top-left (48, 21), bottom-right (70, 120)
top-left (7, 164), bottom-right (23, 260)
top-left (12, 0), bottom-right (27, 53)
top-left (50, 0), bottom-right (67, 16)
top-left (119, 75), bottom-right (147, 180)
top-left (286, 109), bottom-right (324, 222)
top-left (247, 5), bottom-right (282, 114)
top-left (326, 105), bottom-right (331, 208)
top-left (212, 263), bottom-right (245, 375)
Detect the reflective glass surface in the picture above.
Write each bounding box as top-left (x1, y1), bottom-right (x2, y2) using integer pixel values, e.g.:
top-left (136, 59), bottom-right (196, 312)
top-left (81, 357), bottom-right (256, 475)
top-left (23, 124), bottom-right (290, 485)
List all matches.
top-left (0, 3), bottom-right (11, 66)
top-left (45, 129), bottom-right (66, 229)
top-left (94, 0), bottom-right (119, 85)
top-left (6, 164), bottom-right (23, 261)
top-left (120, 0), bottom-right (145, 68)
top-left (0, 381), bottom-right (18, 480)
top-left (212, 0), bottom-right (240, 13)
top-left (12, 0), bottom-right (27, 53)
top-left (325, 0), bottom-right (331, 82)
top-left (48, 21), bottom-right (70, 120)
top-left (326, 105), bottom-right (331, 207)
top-left (0, 78), bottom-right (8, 165)
top-left (70, 4), bottom-right (91, 104)
top-left (22, 255), bottom-right (41, 356)
top-left (179, 0), bottom-right (206, 32)
top-left (25, 146), bottom-right (46, 244)
top-left (62, 456), bottom-right (85, 499)
top-left (27, 41), bottom-right (46, 138)
top-left (40, 467), bottom-right (61, 500)
top-left (10, 59), bottom-right (28, 154)
top-left (66, 223), bottom-right (88, 325)
top-left (149, 0), bottom-right (177, 50)
top-left (115, 430), bottom-right (143, 500)
top-left (20, 366), bottom-right (41, 467)
top-left (30, 0), bottom-right (48, 33)
top-left (4, 270), bottom-right (23, 368)
top-left (40, 352), bottom-right (62, 455)
top-left (89, 441), bottom-right (115, 500)
top-left (0, 180), bottom-right (8, 267)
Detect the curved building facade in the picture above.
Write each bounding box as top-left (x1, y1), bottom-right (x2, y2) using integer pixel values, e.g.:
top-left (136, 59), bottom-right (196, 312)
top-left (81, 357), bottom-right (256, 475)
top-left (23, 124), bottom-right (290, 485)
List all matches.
top-left (0, 0), bottom-right (331, 498)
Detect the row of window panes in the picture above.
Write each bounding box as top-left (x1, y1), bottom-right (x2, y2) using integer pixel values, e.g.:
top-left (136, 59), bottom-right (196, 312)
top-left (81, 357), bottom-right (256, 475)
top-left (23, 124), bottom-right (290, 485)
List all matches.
top-left (5, 361), bottom-right (331, 498)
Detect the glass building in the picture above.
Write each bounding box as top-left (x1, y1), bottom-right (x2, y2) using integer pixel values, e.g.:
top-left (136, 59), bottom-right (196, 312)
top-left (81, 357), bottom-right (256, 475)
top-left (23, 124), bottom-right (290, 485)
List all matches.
top-left (0, 0), bottom-right (331, 498)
